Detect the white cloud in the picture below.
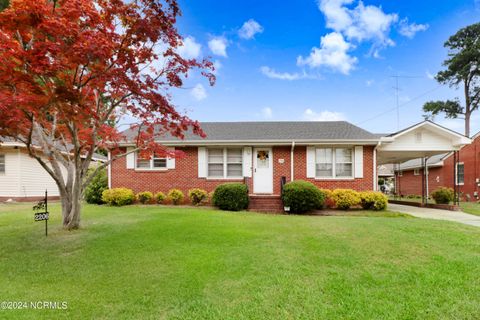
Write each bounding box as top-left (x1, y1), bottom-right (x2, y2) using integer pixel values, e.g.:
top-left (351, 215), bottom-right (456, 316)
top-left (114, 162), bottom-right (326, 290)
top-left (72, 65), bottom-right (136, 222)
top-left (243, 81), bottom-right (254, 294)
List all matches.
top-left (260, 66), bottom-right (320, 80)
top-left (296, 32), bottom-right (357, 74)
top-left (398, 18), bottom-right (429, 38)
top-left (177, 36), bottom-right (202, 59)
top-left (319, 0), bottom-right (398, 45)
top-left (238, 19), bottom-right (264, 39)
top-left (366, 79), bottom-right (374, 86)
top-left (260, 66), bottom-right (302, 80)
top-left (261, 107), bottom-right (273, 119)
top-left (426, 70), bottom-right (435, 80)
top-left (303, 108), bottom-right (346, 121)
top-left (212, 60), bottom-right (222, 75)
top-left (190, 84), bottom-right (207, 101)
top-left (208, 36), bottom-right (228, 57)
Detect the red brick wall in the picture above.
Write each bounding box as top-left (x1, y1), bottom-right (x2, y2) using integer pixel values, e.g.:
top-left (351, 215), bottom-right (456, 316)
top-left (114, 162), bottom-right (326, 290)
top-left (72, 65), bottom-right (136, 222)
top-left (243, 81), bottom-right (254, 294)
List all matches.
top-left (395, 167), bottom-right (443, 196)
top-left (111, 147), bottom-right (249, 203)
top-left (294, 146), bottom-right (374, 191)
top-left (111, 145), bottom-right (376, 200)
top-left (396, 135), bottom-right (480, 201)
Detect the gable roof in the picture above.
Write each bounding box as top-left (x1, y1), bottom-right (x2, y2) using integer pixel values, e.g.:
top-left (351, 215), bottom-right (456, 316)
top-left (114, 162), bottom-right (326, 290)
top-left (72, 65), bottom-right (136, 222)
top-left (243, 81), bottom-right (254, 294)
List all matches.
top-left (398, 153), bottom-right (448, 171)
top-left (121, 121), bottom-right (380, 144)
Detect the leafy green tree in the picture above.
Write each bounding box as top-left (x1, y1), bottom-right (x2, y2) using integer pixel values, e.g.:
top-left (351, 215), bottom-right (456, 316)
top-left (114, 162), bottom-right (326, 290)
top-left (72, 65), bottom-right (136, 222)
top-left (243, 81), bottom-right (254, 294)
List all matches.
top-left (423, 23), bottom-right (480, 137)
top-left (0, 0), bottom-right (9, 11)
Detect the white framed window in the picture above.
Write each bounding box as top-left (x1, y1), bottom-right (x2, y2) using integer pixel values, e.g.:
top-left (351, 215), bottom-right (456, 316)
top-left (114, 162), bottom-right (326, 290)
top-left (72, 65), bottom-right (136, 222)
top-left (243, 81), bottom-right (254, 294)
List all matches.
top-left (207, 148), bottom-right (243, 178)
top-left (456, 163), bottom-right (464, 185)
top-left (315, 147), bottom-right (353, 178)
top-left (135, 153), bottom-right (167, 170)
top-left (414, 168), bottom-right (420, 176)
top-left (0, 154), bottom-right (4, 174)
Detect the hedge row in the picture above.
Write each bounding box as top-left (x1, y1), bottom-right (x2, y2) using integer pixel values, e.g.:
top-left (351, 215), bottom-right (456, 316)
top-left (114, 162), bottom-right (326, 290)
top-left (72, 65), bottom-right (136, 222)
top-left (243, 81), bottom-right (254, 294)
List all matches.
top-left (282, 180), bottom-right (388, 213)
top-left (101, 188), bottom-right (208, 206)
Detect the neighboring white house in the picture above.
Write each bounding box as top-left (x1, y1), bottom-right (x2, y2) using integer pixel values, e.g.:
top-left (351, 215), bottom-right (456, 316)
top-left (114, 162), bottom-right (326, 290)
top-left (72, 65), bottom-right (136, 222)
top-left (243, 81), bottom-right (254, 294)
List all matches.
top-left (0, 142), bottom-right (106, 201)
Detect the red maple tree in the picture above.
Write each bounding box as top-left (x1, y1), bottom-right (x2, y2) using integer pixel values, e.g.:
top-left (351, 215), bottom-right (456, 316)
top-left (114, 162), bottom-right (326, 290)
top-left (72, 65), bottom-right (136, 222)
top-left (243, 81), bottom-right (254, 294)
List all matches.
top-left (0, 0), bottom-right (214, 229)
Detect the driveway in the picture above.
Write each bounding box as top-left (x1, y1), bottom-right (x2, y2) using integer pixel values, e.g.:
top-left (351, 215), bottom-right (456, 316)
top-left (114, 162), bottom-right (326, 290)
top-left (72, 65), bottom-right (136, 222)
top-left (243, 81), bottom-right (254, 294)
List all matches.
top-left (388, 203), bottom-right (480, 227)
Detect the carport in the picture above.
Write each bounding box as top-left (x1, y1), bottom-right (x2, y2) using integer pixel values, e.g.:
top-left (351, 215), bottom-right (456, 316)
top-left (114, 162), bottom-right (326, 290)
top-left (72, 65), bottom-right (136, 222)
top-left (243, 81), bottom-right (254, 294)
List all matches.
top-left (375, 121), bottom-right (471, 205)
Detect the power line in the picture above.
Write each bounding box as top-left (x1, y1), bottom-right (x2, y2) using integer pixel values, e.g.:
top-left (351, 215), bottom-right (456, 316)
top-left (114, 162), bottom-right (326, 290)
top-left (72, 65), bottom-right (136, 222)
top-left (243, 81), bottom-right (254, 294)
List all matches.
top-left (390, 74), bottom-right (424, 131)
top-left (356, 85), bottom-right (442, 126)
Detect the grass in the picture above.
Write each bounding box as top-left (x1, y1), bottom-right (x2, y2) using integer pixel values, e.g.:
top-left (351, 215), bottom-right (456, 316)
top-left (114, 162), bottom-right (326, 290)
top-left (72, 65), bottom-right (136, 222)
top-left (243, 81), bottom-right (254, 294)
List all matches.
top-left (1, 204), bottom-right (480, 319)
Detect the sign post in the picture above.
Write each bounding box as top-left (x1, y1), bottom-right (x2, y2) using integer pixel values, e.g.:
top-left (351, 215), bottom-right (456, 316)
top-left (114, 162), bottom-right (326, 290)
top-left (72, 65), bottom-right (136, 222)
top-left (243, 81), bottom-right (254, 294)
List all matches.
top-left (33, 190), bottom-right (49, 237)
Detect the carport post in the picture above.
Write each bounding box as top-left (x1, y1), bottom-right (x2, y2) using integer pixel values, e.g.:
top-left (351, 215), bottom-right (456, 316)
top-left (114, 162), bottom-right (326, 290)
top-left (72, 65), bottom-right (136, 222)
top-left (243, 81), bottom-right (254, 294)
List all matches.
top-left (421, 157), bottom-right (426, 206)
top-left (453, 151), bottom-right (459, 205)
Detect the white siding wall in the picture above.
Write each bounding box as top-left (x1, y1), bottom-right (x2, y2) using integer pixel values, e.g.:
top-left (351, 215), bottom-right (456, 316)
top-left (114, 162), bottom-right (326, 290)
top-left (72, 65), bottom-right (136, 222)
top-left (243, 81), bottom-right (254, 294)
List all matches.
top-left (0, 148), bottom-right (21, 197)
top-left (18, 151), bottom-right (68, 197)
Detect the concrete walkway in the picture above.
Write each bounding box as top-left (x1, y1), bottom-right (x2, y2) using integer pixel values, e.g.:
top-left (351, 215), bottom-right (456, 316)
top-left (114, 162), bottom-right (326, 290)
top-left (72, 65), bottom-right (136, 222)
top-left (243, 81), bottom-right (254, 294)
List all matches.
top-left (388, 203), bottom-right (480, 227)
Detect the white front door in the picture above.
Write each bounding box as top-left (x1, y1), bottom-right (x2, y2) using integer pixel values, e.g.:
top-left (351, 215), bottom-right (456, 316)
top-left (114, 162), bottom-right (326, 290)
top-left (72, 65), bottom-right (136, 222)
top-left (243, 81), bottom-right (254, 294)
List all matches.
top-left (253, 148), bottom-right (273, 193)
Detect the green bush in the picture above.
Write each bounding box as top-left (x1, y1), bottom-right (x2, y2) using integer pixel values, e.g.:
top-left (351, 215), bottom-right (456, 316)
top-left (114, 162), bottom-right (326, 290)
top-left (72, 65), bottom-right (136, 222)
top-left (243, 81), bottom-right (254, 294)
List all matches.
top-left (101, 188), bottom-right (135, 206)
top-left (136, 191), bottom-right (153, 204)
top-left (212, 183), bottom-right (249, 211)
top-left (360, 191), bottom-right (388, 211)
top-left (331, 189), bottom-right (361, 210)
top-left (84, 167), bottom-right (108, 204)
top-left (168, 189), bottom-right (184, 205)
top-left (431, 187), bottom-right (454, 204)
top-left (188, 188), bottom-right (208, 206)
top-left (281, 180), bottom-right (325, 213)
top-left (155, 192), bottom-right (166, 204)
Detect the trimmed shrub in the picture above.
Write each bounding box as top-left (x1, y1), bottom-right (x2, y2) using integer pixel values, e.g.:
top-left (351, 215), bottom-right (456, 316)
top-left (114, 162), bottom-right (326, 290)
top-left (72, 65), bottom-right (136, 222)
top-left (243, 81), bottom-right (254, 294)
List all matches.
top-left (168, 189), bottom-right (184, 205)
top-left (319, 189), bottom-right (335, 209)
top-left (188, 188), bottom-right (208, 206)
top-left (84, 167), bottom-right (108, 204)
top-left (212, 183), bottom-right (249, 211)
top-left (431, 187), bottom-right (454, 204)
top-left (331, 189), bottom-right (361, 210)
top-left (136, 191), bottom-right (153, 204)
top-left (155, 192), bottom-right (166, 204)
top-left (282, 180), bottom-right (325, 213)
top-left (102, 188), bottom-right (135, 206)
top-left (360, 191), bottom-right (388, 211)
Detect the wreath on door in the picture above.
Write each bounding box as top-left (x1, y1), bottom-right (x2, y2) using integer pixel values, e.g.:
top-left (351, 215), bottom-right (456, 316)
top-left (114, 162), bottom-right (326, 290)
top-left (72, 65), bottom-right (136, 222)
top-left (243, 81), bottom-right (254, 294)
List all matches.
top-left (257, 151), bottom-right (269, 160)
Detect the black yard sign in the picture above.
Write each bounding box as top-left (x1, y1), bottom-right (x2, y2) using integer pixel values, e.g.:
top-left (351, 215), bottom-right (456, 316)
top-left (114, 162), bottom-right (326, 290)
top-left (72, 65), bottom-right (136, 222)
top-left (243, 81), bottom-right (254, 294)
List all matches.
top-left (33, 190), bottom-right (49, 237)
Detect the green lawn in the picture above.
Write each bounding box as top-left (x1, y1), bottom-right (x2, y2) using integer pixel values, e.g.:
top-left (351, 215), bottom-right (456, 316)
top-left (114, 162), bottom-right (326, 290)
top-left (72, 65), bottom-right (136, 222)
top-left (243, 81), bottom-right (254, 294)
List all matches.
top-left (1, 204), bottom-right (480, 319)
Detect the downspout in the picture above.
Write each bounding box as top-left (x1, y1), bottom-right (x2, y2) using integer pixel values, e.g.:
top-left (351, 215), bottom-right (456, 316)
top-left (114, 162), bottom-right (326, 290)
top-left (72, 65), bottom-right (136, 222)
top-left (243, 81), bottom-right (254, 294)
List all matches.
top-left (373, 141), bottom-right (381, 191)
top-left (290, 141), bottom-right (295, 181)
top-left (107, 151), bottom-right (112, 189)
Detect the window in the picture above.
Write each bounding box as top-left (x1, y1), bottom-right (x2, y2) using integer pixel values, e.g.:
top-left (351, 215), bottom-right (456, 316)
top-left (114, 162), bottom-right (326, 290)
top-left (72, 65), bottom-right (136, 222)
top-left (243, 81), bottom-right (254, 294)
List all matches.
top-left (456, 163), bottom-right (464, 185)
top-left (315, 147), bottom-right (353, 178)
top-left (207, 148), bottom-right (243, 178)
top-left (136, 153), bottom-right (167, 170)
top-left (414, 168), bottom-right (420, 176)
top-left (0, 155), bottom-right (4, 173)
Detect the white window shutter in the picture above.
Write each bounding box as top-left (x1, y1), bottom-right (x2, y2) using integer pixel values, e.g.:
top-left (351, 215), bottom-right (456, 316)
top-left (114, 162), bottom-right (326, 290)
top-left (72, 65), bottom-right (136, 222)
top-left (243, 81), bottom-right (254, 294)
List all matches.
top-left (306, 146), bottom-right (316, 178)
top-left (198, 147), bottom-right (207, 178)
top-left (354, 146), bottom-right (363, 178)
top-left (126, 147), bottom-right (135, 169)
top-left (243, 147), bottom-right (252, 177)
top-left (167, 147), bottom-right (175, 169)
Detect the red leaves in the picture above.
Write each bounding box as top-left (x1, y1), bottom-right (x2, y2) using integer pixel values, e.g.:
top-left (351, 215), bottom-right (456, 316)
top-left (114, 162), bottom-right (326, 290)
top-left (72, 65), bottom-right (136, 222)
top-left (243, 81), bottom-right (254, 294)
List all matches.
top-left (0, 0), bottom-right (214, 159)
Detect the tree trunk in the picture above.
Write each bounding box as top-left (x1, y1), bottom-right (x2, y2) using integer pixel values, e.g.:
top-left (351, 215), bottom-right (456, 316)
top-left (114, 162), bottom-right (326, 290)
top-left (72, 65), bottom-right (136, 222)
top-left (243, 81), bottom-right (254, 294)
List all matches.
top-left (60, 181), bottom-right (83, 230)
top-left (465, 110), bottom-right (471, 137)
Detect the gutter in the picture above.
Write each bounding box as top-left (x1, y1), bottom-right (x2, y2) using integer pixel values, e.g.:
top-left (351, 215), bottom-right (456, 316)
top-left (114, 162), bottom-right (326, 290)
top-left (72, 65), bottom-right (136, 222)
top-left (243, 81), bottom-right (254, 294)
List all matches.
top-left (107, 151), bottom-right (112, 189)
top-left (373, 141), bottom-right (381, 190)
top-left (290, 141), bottom-right (295, 181)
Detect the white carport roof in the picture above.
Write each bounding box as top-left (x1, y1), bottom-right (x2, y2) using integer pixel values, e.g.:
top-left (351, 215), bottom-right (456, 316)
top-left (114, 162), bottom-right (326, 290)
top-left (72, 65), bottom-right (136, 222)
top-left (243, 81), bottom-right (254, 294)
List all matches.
top-left (376, 121), bottom-right (471, 165)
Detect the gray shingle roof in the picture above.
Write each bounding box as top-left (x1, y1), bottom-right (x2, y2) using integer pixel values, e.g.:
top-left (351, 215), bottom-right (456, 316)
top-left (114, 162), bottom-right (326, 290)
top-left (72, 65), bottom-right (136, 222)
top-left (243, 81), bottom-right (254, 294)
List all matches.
top-left (122, 121), bottom-right (379, 142)
top-left (398, 153), bottom-right (449, 170)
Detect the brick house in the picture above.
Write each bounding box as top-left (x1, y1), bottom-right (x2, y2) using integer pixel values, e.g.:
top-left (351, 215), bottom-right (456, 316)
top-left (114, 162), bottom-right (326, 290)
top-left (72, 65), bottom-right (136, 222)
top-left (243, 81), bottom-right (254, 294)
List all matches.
top-left (109, 121), bottom-right (471, 211)
top-left (395, 131), bottom-right (480, 201)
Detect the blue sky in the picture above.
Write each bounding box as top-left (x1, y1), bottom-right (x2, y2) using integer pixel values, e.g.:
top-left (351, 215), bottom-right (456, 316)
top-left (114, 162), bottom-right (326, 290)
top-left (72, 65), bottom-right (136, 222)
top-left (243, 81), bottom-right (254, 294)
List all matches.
top-left (168, 0), bottom-right (480, 135)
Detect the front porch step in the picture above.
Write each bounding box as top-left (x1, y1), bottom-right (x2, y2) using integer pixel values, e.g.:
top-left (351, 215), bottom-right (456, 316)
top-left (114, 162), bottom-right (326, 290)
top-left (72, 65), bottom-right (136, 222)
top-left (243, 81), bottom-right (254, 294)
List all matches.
top-left (248, 195), bottom-right (284, 214)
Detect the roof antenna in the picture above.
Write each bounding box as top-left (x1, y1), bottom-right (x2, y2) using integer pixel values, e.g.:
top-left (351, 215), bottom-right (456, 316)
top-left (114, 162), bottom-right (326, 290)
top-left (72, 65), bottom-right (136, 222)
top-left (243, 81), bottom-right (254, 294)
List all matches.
top-left (390, 74), bottom-right (423, 131)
